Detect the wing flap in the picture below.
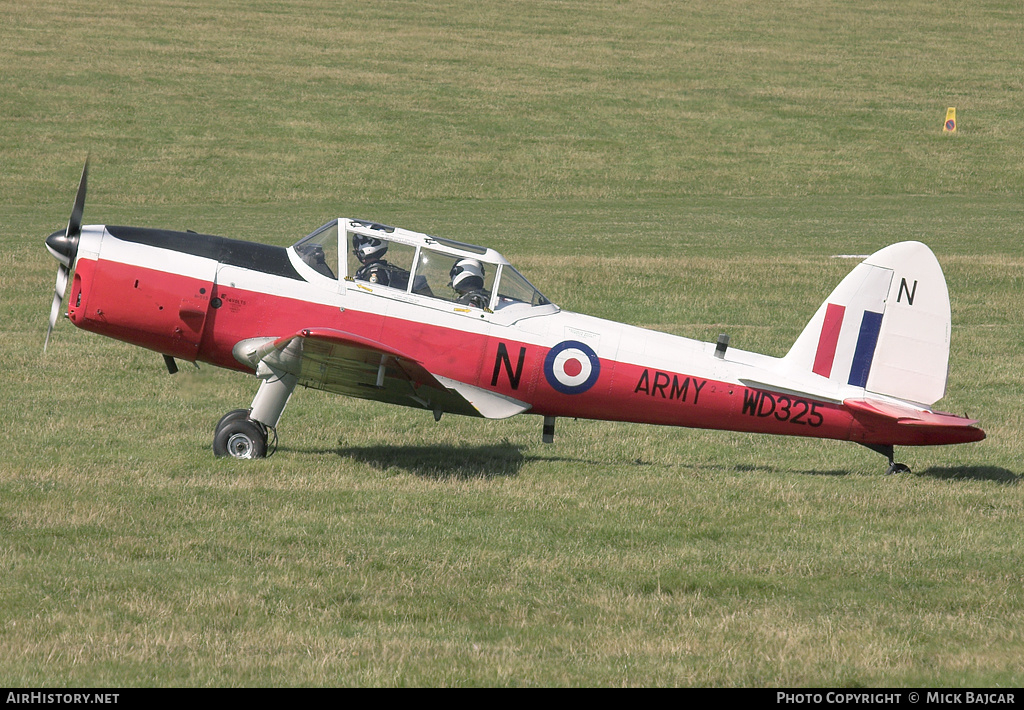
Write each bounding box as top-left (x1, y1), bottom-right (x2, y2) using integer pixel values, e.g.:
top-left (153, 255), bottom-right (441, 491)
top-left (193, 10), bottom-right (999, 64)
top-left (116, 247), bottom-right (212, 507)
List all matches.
top-left (433, 375), bottom-right (531, 419)
top-left (235, 328), bottom-right (528, 419)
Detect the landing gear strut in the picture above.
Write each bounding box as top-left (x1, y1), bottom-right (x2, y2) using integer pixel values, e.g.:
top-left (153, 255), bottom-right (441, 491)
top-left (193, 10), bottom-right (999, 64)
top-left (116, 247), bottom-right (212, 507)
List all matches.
top-left (862, 444), bottom-right (912, 475)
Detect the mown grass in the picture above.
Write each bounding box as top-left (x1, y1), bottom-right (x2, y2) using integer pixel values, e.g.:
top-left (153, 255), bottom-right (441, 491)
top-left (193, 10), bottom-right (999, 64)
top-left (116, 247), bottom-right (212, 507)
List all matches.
top-left (2, 0), bottom-right (1023, 687)
top-left (3, 0), bottom-right (1023, 205)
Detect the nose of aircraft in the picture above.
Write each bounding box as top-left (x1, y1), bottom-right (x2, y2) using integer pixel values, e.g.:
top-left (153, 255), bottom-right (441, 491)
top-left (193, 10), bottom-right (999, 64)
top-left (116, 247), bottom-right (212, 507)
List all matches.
top-left (44, 157), bottom-right (89, 352)
top-left (45, 228), bottom-right (79, 267)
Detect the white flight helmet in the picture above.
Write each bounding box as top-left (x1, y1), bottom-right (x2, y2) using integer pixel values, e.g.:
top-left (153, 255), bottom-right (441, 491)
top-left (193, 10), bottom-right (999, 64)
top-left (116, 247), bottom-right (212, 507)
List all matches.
top-left (449, 258), bottom-right (485, 292)
top-left (353, 234), bottom-right (388, 263)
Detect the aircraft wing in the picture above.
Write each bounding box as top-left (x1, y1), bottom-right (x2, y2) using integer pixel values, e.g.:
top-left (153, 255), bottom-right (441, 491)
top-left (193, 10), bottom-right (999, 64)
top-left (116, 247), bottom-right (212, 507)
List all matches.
top-left (235, 327), bottom-right (530, 419)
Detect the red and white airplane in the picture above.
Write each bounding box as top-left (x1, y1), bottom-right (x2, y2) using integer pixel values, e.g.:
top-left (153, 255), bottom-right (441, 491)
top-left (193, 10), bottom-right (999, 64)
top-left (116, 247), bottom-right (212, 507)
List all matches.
top-left (45, 161), bottom-right (984, 471)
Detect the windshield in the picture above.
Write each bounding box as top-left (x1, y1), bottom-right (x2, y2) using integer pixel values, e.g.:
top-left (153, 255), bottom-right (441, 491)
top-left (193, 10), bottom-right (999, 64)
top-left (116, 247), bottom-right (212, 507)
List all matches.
top-left (494, 266), bottom-right (550, 309)
top-left (293, 221), bottom-right (339, 279)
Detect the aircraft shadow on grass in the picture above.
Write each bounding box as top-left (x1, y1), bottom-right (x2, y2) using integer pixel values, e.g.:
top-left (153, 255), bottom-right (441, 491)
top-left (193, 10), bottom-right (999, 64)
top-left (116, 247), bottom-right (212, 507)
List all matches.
top-left (736, 463), bottom-right (852, 478)
top-left (917, 466), bottom-right (1020, 485)
top-left (322, 443), bottom-right (1018, 484)
top-left (328, 441), bottom-right (617, 479)
top-left (709, 463), bottom-right (1019, 483)
top-left (334, 441), bottom-right (528, 480)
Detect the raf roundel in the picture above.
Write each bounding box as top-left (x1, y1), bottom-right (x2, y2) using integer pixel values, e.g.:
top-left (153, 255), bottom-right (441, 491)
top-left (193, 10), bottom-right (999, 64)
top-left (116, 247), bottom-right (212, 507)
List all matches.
top-left (544, 340), bottom-right (601, 395)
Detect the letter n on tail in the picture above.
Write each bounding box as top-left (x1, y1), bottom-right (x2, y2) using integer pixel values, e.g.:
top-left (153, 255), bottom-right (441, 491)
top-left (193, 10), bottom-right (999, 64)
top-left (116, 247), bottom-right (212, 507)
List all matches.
top-left (898, 278), bottom-right (917, 305)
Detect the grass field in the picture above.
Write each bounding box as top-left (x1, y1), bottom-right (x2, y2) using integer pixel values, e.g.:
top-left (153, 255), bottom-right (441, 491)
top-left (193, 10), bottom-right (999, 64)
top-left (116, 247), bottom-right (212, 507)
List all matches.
top-left (2, 0), bottom-right (1023, 687)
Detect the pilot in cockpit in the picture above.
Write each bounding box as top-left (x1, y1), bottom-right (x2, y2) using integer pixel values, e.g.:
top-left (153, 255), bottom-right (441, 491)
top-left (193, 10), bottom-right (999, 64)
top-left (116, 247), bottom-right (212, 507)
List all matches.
top-left (353, 234), bottom-right (410, 289)
top-left (449, 258), bottom-right (490, 309)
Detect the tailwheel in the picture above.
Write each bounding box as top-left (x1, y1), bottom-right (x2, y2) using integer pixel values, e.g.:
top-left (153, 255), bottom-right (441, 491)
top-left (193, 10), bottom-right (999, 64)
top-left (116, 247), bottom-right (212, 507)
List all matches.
top-left (213, 414), bottom-right (268, 459)
top-left (862, 443), bottom-right (912, 475)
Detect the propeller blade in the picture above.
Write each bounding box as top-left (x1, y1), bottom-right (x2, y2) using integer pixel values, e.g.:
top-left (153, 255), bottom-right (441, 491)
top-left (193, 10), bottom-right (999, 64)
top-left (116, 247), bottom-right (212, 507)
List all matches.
top-left (44, 264), bottom-right (69, 353)
top-left (67, 157), bottom-right (89, 241)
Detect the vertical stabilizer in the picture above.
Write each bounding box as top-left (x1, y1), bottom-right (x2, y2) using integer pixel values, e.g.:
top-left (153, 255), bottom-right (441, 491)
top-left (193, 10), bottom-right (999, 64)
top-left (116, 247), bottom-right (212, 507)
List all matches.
top-left (782, 242), bottom-right (951, 406)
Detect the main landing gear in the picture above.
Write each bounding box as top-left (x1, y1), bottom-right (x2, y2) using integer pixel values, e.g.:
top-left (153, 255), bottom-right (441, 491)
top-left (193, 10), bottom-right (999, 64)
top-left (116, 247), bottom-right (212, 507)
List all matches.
top-left (213, 364), bottom-right (296, 459)
top-left (862, 444), bottom-right (912, 475)
top-left (213, 409), bottom-right (270, 459)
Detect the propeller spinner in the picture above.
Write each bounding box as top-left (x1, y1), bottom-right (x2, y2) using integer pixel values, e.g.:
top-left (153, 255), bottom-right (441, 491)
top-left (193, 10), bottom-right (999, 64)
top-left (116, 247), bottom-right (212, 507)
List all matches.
top-left (44, 158), bottom-right (89, 352)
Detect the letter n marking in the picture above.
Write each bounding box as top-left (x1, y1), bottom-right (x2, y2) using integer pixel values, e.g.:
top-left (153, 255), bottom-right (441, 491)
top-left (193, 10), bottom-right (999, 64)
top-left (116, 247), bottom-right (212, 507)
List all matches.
top-left (492, 343), bottom-right (526, 389)
top-left (898, 278), bottom-right (917, 305)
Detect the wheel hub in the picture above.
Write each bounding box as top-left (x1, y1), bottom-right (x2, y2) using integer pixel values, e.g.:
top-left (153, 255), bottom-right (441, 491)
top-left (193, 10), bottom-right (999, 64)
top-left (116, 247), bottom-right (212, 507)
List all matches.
top-left (226, 432), bottom-right (256, 458)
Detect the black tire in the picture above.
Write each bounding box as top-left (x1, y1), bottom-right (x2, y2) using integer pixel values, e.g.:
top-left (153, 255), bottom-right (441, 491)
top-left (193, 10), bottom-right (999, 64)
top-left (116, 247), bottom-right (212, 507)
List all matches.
top-left (213, 417), bottom-right (268, 459)
top-left (214, 409), bottom-right (251, 433)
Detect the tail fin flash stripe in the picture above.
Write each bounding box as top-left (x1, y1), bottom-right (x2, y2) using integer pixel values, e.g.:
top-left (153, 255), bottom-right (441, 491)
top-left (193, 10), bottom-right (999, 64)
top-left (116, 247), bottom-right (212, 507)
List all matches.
top-left (812, 303), bottom-right (846, 378)
top-left (848, 310), bottom-right (883, 387)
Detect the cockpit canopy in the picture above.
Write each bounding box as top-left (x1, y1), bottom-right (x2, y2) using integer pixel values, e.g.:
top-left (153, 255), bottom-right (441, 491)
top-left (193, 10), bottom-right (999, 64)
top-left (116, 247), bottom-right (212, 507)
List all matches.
top-left (291, 218), bottom-right (552, 313)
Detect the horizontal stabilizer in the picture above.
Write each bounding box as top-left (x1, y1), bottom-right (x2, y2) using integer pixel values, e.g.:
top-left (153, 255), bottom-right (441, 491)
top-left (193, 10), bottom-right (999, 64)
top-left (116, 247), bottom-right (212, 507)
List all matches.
top-left (844, 398), bottom-right (985, 444)
top-left (738, 375), bottom-right (843, 404)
